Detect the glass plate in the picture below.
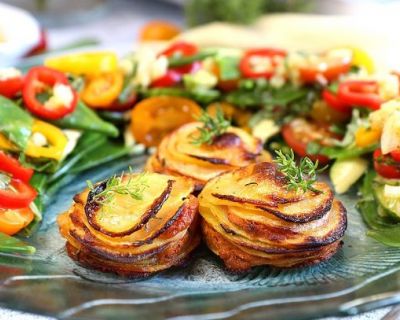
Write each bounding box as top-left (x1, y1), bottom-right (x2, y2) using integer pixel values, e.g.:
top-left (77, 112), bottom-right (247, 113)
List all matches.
top-left (1, 155), bottom-right (400, 320)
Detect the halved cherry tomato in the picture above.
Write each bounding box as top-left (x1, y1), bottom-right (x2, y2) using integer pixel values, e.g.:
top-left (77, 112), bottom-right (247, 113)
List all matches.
top-left (0, 207), bottom-right (34, 235)
top-left (139, 21), bottom-right (181, 42)
top-left (299, 51), bottom-right (351, 83)
top-left (322, 89), bottom-right (351, 113)
top-left (374, 149), bottom-right (400, 179)
top-left (0, 179), bottom-right (37, 209)
top-left (337, 80), bottom-right (382, 110)
top-left (131, 96), bottom-right (201, 147)
top-left (23, 66), bottom-right (78, 120)
top-left (82, 71), bottom-right (124, 108)
top-left (239, 48), bottom-right (287, 79)
top-left (0, 73), bottom-right (24, 98)
top-left (391, 150), bottom-right (400, 162)
top-left (282, 118), bottom-right (338, 164)
top-left (310, 99), bottom-right (350, 124)
top-left (0, 151), bottom-right (33, 183)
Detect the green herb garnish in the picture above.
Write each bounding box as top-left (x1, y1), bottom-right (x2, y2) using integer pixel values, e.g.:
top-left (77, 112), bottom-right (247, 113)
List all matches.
top-left (87, 169), bottom-right (149, 205)
top-left (191, 107), bottom-right (230, 145)
top-left (274, 149), bottom-right (326, 193)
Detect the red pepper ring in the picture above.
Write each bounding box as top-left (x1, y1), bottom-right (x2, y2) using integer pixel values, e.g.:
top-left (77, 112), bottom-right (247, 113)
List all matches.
top-left (159, 41), bottom-right (198, 58)
top-left (0, 179), bottom-right (37, 209)
top-left (239, 48), bottom-right (287, 79)
top-left (337, 80), bottom-right (382, 110)
top-left (322, 89), bottom-right (351, 113)
top-left (0, 151), bottom-right (33, 183)
top-left (23, 66), bottom-right (78, 120)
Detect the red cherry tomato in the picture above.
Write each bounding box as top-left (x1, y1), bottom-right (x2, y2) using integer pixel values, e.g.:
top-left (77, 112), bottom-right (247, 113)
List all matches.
top-left (390, 150), bottom-right (400, 162)
top-left (374, 149), bottom-right (400, 179)
top-left (0, 75), bottom-right (24, 98)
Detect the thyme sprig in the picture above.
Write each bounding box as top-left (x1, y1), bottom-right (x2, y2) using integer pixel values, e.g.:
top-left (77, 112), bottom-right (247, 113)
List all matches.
top-left (87, 169), bottom-right (149, 205)
top-left (274, 149), bottom-right (326, 193)
top-left (190, 107), bottom-right (230, 145)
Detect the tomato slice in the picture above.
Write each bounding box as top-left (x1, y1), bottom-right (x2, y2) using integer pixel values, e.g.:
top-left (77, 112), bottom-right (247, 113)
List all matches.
top-left (82, 71), bottom-right (124, 108)
top-left (0, 179), bottom-right (37, 209)
top-left (322, 89), bottom-right (351, 113)
top-left (299, 51), bottom-right (351, 83)
top-left (337, 80), bottom-right (382, 110)
top-left (239, 48), bottom-right (287, 79)
top-left (0, 76), bottom-right (24, 98)
top-left (374, 149), bottom-right (400, 179)
top-left (131, 96), bottom-right (202, 147)
top-left (282, 118), bottom-right (338, 164)
top-left (23, 66), bottom-right (78, 120)
top-left (0, 151), bottom-right (33, 183)
top-left (139, 21), bottom-right (181, 42)
top-left (0, 207), bottom-right (34, 235)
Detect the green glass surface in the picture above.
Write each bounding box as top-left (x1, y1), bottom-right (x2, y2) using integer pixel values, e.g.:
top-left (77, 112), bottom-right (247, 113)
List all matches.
top-left (1, 155), bottom-right (400, 319)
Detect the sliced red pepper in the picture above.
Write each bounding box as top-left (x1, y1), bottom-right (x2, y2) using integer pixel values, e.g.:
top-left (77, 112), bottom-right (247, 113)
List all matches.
top-left (374, 149), bottom-right (400, 179)
top-left (0, 179), bottom-right (37, 209)
top-left (0, 151), bottom-right (33, 183)
top-left (337, 80), bottom-right (382, 110)
top-left (322, 89), bottom-right (351, 113)
top-left (23, 66), bottom-right (78, 120)
top-left (239, 48), bottom-right (287, 79)
top-left (151, 70), bottom-right (182, 88)
top-left (0, 74), bottom-right (24, 99)
top-left (152, 42), bottom-right (200, 87)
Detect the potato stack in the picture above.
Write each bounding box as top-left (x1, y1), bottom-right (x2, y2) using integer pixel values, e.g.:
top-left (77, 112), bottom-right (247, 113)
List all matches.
top-left (198, 162), bottom-right (347, 272)
top-left (146, 122), bottom-right (270, 191)
top-left (58, 173), bottom-right (200, 277)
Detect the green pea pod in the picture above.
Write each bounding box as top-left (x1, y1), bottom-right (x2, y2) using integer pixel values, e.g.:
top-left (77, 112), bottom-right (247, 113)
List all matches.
top-left (52, 101), bottom-right (119, 137)
top-left (0, 96), bottom-right (33, 150)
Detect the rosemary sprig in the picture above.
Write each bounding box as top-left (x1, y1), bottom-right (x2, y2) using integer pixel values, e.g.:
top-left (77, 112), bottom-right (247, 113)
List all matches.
top-left (87, 169), bottom-right (149, 205)
top-left (190, 107), bottom-right (230, 145)
top-left (274, 149), bottom-right (326, 193)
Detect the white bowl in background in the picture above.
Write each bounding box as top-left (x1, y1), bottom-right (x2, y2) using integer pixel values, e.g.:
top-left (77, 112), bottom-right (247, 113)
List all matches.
top-left (0, 3), bottom-right (40, 67)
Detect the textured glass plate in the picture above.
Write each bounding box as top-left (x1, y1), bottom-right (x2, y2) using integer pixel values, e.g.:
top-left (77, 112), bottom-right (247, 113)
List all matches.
top-left (1, 155), bottom-right (400, 320)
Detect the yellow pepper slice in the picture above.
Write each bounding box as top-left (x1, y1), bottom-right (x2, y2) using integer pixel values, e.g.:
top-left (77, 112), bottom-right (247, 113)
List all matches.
top-left (355, 126), bottom-right (381, 147)
top-left (44, 52), bottom-right (118, 76)
top-left (350, 47), bottom-right (375, 74)
top-left (82, 71), bottom-right (124, 108)
top-left (0, 120), bottom-right (67, 161)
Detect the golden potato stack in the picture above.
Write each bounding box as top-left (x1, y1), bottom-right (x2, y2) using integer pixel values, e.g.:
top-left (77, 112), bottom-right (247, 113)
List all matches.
top-left (198, 162), bottom-right (347, 272)
top-left (58, 173), bottom-right (200, 278)
top-left (146, 122), bottom-right (270, 191)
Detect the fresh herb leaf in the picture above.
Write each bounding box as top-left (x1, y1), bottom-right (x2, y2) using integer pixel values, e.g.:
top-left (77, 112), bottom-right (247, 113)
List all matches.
top-left (191, 108), bottom-right (230, 145)
top-left (88, 170), bottom-right (149, 206)
top-left (274, 149), bottom-right (326, 193)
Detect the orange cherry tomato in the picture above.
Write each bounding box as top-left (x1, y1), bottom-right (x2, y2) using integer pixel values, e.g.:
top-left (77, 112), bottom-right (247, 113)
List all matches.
top-left (82, 71), bottom-right (124, 108)
top-left (139, 21), bottom-right (181, 42)
top-left (0, 207), bottom-right (34, 235)
top-left (131, 96), bottom-right (201, 147)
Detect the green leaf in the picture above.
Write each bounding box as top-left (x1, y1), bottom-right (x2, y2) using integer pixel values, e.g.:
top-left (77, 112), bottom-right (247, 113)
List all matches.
top-left (0, 232), bottom-right (35, 254)
top-left (367, 226), bottom-right (400, 247)
top-left (321, 144), bottom-right (377, 160)
top-left (0, 96), bottom-right (33, 150)
top-left (52, 101), bottom-right (119, 137)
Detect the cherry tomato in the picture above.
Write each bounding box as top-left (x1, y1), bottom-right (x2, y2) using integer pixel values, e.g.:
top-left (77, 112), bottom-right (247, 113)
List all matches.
top-left (239, 48), bottom-right (287, 79)
top-left (322, 89), bottom-right (351, 113)
top-left (0, 151), bottom-right (33, 183)
top-left (282, 118), bottom-right (338, 164)
top-left (0, 207), bottom-right (34, 236)
top-left (0, 179), bottom-right (37, 210)
top-left (374, 149), bottom-right (400, 179)
top-left (299, 51), bottom-right (351, 83)
top-left (139, 21), bottom-right (181, 42)
top-left (391, 150), bottom-right (400, 162)
top-left (131, 96), bottom-right (202, 147)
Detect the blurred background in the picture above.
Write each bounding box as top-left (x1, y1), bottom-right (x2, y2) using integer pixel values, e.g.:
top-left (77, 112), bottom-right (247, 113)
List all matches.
top-left (1, 0), bottom-right (400, 68)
